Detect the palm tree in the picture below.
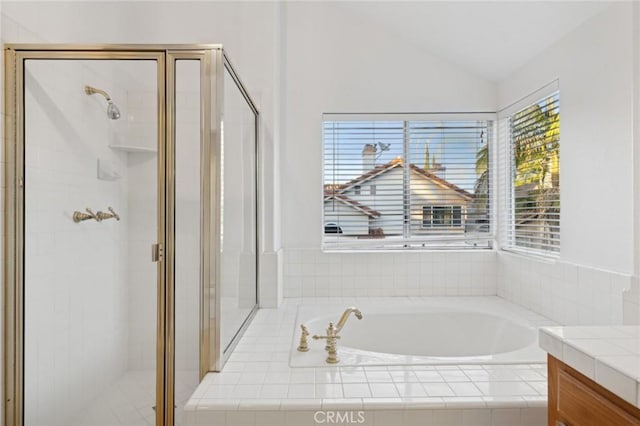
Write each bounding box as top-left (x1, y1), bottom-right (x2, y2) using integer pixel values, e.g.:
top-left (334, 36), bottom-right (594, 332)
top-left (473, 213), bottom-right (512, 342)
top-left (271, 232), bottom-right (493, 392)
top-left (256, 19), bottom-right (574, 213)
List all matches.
top-left (511, 95), bottom-right (560, 249)
top-left (472, 96), bottom-right (559, 248)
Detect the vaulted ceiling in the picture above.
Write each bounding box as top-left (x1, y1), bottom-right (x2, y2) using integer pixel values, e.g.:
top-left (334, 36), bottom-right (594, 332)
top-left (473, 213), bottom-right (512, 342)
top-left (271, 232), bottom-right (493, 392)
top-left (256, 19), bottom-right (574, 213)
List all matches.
top-left (336, 1), bottom-right (611, 81)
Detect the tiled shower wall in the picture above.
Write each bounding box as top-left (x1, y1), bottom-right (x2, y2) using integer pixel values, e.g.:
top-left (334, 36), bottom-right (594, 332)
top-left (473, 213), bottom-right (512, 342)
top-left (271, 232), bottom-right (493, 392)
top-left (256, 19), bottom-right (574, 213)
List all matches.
top-left (282, 249), bottom-right (497, 298)
top-left (23, 60), bottom-right (130, 425)
top-left (497, 252), bottom-right (634, 326)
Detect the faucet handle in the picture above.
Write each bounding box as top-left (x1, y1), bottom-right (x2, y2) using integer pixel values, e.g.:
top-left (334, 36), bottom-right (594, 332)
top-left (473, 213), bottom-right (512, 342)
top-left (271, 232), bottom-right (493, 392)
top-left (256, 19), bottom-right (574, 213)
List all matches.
top-left (86, 208), bottom-right (101, 221)
top-left (297, 324), bottom-right (310, 352)
top-left (312, 334), bottom-right (341, 340)
top-left (313, 326), bottom-right (341, 364)
top-left (108, 206), bottom-right (120, 221)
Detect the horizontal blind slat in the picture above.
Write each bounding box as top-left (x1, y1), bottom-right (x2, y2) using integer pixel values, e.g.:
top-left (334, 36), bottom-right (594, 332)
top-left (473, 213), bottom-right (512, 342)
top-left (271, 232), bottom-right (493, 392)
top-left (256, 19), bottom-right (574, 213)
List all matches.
top-left (324, 117), bottom-right (492, 250)
top-left (505, 91), bottom-right (560, 255)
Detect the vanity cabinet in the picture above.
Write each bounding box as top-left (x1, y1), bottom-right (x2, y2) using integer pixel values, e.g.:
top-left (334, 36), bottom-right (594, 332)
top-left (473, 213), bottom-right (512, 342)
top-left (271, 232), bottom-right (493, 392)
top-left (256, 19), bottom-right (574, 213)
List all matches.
top-left (548, 355), bottom-right (640, 426)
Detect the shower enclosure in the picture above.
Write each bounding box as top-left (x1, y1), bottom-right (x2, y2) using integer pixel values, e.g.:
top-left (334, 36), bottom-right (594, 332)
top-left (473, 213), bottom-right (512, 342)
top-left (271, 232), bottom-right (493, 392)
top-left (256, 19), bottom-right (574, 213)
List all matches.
top-left (3, 45), bottom-right (259, 426)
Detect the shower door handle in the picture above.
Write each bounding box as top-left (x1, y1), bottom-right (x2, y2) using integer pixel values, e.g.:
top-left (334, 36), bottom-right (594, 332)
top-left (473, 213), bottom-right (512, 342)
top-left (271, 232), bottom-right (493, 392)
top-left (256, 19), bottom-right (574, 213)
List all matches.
top-left (152, 243), bottom-right (163, 262)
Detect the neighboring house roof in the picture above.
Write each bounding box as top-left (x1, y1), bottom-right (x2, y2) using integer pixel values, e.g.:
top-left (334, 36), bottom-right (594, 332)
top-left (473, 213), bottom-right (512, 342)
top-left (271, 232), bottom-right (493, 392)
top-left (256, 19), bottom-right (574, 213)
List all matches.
top-left (409, 164), bottom-right (474, 201)
top-left (325, 159), bottom-right (474, 201)
top-left (324, 193), bottom-right (382, 218)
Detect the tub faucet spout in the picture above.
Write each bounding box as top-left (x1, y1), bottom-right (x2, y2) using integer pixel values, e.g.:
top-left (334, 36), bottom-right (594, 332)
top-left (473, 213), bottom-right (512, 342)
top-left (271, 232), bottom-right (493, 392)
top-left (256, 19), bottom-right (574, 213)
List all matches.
top-left (335, 307), bottom-right (363, 333)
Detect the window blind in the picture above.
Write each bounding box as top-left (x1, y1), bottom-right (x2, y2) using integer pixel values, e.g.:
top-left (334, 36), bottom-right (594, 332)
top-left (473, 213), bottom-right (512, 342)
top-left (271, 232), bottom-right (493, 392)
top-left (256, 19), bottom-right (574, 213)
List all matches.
top-left (505, 92), bottom-right (560, 254)
top-left (323, 115), bottom-right (493, 250)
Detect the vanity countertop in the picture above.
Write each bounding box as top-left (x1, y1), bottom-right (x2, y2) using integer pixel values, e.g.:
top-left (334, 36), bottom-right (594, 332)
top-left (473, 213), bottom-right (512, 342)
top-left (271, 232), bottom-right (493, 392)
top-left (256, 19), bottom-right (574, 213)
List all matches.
top-left (540, 326), bottom-right (640, 408)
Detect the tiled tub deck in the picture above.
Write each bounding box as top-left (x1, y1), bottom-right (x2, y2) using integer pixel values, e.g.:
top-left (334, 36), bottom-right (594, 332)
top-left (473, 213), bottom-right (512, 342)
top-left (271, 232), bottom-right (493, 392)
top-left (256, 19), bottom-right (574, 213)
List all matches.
top-left (185, 297), bottom-right (552, 426)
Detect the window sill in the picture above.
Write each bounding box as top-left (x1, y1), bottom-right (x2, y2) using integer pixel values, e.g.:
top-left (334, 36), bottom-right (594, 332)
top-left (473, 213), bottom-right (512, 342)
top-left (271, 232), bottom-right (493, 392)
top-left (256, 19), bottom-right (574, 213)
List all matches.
top-left (499, 247), bottom-right (559, 263)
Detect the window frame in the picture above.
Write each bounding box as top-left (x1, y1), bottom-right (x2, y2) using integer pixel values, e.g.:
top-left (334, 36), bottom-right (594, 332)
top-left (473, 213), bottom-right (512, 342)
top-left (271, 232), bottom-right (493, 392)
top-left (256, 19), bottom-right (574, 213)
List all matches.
top-left (421, 205), bottom-right (464, 229)
top-left (322, 112), bottom-right (496, 251)
top-left (498, 84), bottom-right (560, 257)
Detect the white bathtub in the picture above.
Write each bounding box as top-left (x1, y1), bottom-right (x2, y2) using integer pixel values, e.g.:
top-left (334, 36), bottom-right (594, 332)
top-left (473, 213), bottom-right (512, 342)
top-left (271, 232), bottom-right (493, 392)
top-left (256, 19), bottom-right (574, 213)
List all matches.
top-left (290, 297), bottom-right (551, 367)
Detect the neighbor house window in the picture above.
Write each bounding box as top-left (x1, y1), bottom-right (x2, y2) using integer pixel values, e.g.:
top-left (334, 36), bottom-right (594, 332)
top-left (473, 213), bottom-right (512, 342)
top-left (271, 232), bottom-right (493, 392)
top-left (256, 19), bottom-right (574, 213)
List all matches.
top-left (504, 91), bottom-right (560, 255)
top-left (323, 114), bottom-right (493, 250)
top-left (422, 205), bottom-right (463, 228)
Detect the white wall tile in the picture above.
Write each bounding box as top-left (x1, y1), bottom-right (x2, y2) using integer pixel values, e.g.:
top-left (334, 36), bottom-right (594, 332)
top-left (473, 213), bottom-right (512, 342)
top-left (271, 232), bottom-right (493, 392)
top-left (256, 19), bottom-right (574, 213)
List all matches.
top-left (594, 361), bottom-right (637, 405)
top-left (283, 249), bottom-right (497, 298)
top-left (490, 408), bottom-right (521, 426)
top-left (403, 409), bottom-right (434, 426)
top-left (562, 345), bottom-right (595, 379)
top-left (22, 60), bottom-right (132, 425)
top-left (520, 407), bottom-right (546, 426)
top-left (498, 252), bottom-right (632, 326)
top-left (196, 411), bottom-right (227, 426)
top-left (225, 411), bottom-right (255, 426)
top-left (432, 409), bottom-right (463, 426)
top-left (462, 409), bottom-right (491, 426)
top-left (284, 411), bottom-right (316, 426)
top-left (373, 410), bottom-right (405, 426)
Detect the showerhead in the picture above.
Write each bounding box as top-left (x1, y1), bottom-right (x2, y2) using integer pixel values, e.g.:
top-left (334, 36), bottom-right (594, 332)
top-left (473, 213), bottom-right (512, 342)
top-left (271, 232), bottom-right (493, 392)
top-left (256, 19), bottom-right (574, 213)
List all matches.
top-left (85, 85), bottom-right (121, 120)
top-left (107, 101), bottom-right (121, 120)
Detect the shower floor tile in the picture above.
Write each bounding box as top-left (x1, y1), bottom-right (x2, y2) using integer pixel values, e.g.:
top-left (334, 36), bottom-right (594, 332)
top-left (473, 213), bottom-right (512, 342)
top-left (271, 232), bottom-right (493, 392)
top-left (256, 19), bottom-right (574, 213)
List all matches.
top-left (68, 369), bottom-right (198, 426)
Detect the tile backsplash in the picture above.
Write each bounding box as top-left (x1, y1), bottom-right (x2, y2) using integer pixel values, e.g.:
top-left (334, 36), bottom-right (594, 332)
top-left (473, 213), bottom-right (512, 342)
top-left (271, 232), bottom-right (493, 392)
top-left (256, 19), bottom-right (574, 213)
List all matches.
top-left (280, 248), bottom-right (637, 326)
top-left (497, 252), bottom-right (633, 326)
top-left (281, 249), bottom-right (497, 298)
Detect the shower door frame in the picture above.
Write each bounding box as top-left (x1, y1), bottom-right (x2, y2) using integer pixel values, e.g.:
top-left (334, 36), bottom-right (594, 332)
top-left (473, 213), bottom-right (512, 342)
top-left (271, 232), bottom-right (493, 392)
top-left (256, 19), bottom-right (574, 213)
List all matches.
top-left (2, 44), bottom-right (260, 426)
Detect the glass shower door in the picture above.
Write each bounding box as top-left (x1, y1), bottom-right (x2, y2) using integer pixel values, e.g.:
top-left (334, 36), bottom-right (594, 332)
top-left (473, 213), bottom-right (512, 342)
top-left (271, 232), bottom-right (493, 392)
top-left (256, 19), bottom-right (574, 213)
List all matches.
top-left (173, 58), bottom-right (203, 424)
top-left (23, 57), bottom-right (162, 426)
top-left (220, 62), bottom-right (259, 356)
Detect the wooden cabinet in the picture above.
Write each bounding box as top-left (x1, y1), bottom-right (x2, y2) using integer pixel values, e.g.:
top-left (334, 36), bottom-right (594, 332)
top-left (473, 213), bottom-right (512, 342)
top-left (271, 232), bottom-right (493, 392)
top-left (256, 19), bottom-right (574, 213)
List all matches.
top-left (548, 355), bottom-right (640, 426)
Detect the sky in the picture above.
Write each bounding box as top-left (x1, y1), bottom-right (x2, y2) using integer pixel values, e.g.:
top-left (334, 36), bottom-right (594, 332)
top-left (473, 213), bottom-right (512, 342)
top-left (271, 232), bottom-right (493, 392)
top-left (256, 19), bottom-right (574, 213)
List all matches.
top-left (323, 120), bottom-right (488, 192)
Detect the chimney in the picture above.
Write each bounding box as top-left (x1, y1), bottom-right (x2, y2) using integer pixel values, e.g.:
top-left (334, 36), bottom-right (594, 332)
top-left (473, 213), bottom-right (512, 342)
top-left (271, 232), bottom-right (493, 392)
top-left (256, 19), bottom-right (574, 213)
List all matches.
top-left (362, 143), bottom-right (377, 172)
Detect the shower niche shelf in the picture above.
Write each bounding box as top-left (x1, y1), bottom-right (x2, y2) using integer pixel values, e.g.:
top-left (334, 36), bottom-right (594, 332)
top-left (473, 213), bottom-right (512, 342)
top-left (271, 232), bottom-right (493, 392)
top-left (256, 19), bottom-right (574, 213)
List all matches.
top-left (108, 144), bottom-right (157, 153)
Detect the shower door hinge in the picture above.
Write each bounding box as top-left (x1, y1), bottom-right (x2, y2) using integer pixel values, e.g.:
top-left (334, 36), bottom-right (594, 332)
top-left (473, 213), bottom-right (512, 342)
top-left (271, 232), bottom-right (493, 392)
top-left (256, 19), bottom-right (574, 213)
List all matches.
top-left (18, 177), bottom-right (24, 188)
top-left (152, 243), bottom-right (163, 262)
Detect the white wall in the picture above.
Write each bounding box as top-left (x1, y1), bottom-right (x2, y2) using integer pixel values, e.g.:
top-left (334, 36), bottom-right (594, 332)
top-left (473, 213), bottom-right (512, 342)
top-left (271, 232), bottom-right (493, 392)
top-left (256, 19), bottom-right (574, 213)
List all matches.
top-left (281, 2), bottom-right (496, 249)
top-left (497, 3), bottom-right (636, 325)
top-left (279, 2), bottom-right (498, 297)
top-left (498, 3), bottom-right (634, 274)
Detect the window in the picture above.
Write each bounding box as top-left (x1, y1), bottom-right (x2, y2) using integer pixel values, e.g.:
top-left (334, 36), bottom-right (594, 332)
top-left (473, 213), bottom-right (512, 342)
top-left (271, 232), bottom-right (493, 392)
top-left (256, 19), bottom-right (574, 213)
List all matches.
top-left (422, 205), bottom-right (463, 228)
top-left (505, 92), bottom-right (560, 254)
top-left (323, 114), bottom-right (493, 250)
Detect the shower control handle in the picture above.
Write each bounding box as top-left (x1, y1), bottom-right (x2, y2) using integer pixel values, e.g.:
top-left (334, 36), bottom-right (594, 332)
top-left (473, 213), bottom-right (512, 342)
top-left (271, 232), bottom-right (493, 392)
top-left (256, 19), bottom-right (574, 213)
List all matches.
top-left (108, 206), bottom-right (120, 220)
top-left (73, 208), bottom-right (101, 223)
top-left (96, 206), bottom-right (120, 221)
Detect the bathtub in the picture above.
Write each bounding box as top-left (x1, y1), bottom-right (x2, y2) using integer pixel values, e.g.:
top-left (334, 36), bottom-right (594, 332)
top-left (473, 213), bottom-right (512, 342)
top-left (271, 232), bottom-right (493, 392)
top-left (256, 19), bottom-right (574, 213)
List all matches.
top-left (289, 297), bottom-right (551, 367)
